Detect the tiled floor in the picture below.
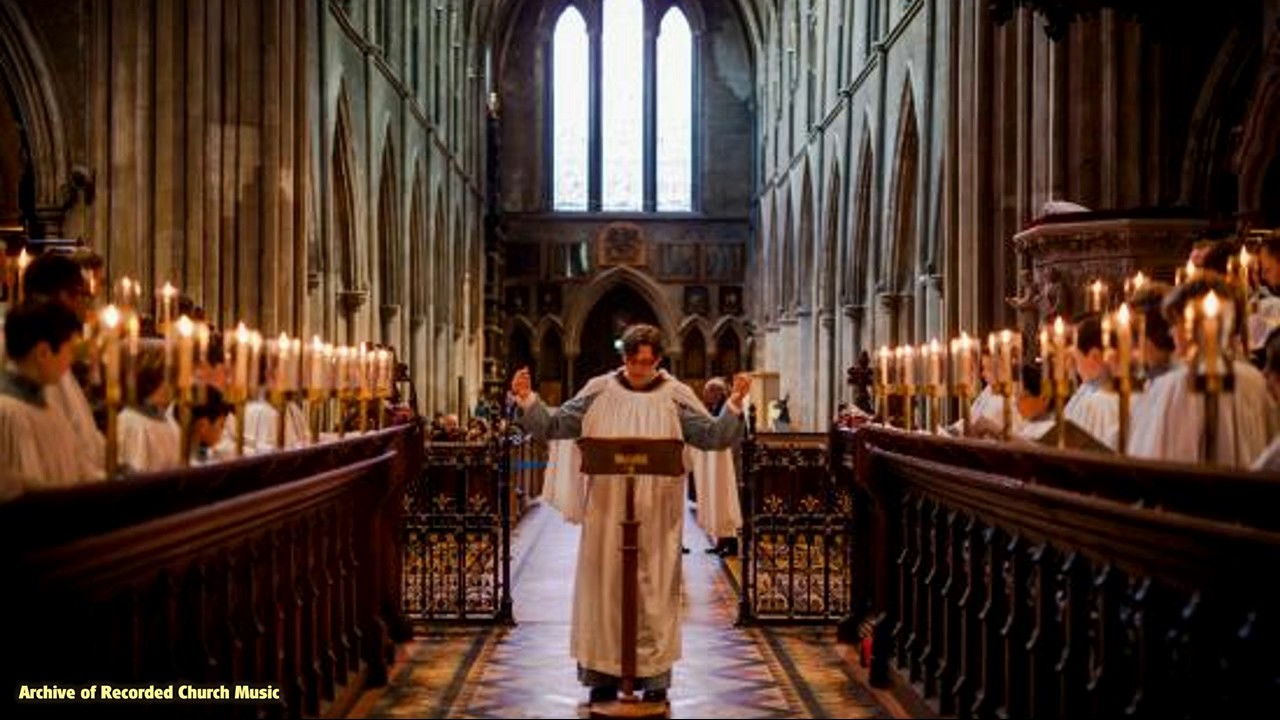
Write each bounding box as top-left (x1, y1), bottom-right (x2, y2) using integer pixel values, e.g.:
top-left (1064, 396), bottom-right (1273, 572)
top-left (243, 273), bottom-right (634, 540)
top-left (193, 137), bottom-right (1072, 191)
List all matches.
top-left (351, 503), bottom-right (889, 719)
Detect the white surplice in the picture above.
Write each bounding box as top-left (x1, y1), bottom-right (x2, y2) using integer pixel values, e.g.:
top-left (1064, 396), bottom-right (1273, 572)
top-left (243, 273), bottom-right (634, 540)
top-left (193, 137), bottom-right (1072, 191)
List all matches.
top-left (243, 400), bottom-right (309, 452)
top-left (118, 406), bottom-right (182, 473)
top-left (0, 370), bottom-right (91, 500)
top-left (1064, 379), bottom-right (1121, 450)
top-left (516, 369), bottom-right (744, 687)
top-left (689, 446), bottom-right (742, 541)
top-left (1128, 360), bottom-right (1276, 468)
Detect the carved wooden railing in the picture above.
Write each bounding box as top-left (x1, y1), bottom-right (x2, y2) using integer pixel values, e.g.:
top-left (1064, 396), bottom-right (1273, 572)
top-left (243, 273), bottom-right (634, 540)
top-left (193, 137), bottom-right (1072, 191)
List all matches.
top-left (404, 440), bottom-right (514, 624)
top-left (0, 424), bottom-right (421, 719)
top-left (738, 432), bottom-right (852, 624)
top-left (837, 426), bottom-right (1280, 718)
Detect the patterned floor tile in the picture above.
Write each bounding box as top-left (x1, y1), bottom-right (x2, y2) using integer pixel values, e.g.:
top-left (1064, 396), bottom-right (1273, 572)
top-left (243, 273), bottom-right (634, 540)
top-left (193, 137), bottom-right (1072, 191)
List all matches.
top-left (354, 503), bottom-right (889, 719)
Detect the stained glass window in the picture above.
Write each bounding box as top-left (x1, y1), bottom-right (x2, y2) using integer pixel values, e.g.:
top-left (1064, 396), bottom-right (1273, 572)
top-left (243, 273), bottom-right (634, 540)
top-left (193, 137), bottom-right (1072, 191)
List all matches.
top-left (553, 8), bottom-right (589, 211)
top-left (656, 8), bottom-right (692, 211)
top-left (602, 0), bottom-right (644, 211)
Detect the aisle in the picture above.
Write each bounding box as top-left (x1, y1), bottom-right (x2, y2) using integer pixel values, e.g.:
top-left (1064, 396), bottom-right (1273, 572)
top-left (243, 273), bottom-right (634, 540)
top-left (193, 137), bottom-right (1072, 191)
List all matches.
top-left (352, 503), bottom-right (889, 719)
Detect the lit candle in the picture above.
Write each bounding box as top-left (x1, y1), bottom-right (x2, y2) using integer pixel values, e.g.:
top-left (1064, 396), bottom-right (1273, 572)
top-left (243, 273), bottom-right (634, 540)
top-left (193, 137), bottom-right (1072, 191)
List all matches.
top-left (15, 249), bottom-right (31, 303)
top-left (336, 346), bottom-right (350, 394)
top-left (1116, 303), bottom-right (1132, 382)
top-left (953, 333), bottom-right (974, 390)
top-left (1090, 280), bottom-right (1107, 313)
top-left (1239, 247), bottom-right (1253, 289)
top-left (1039, 327), bottom-right (1050, 364)
top-left (125, 310), bottom-right (140, 405)
top-left (1202, 291), bottom-right (1221, 378)
top-left (927, 338), bottom-right (942, 387)
top-left (176, 315), bottom-right (195, 391)
top-left (248, 332), bottom-right (263, 396)
top-left (1052, 317), bottom-right (1067, 384)
top-left (195, 323), bottom-right (210, 372)
top-left (274, 333), bottom-right (290, 394)
top-left (900, 346), bottom-right (916, 387)
top-left (158, 282), bottom-right (178, 332)
top-left (116, 277), bottom-right (138, 310)
top-left (877, 346), bottom-right (891, 387)
top-left (291, 337), bottom-right (303, 392)
top-left (233, 324), bottom-right (250, 393)
top-left (101, 305), bottom-right (122, 404)
top-left (999, 329), bottom-right (1014, 385)
top-left (323, 343), bottom-right (335, 393)
top-left (309, 336), bottom-right (325, 392)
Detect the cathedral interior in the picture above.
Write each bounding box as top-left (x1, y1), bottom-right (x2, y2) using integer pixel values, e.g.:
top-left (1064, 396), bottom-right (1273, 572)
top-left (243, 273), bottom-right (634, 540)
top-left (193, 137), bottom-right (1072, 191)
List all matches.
top-left (2, 0), bottom-right (1279, 718)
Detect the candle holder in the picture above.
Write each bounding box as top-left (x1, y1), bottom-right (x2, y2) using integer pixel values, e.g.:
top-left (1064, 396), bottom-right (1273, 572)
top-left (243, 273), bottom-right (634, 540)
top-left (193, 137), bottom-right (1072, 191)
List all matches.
top-left (1189, 290), bottom-right (1236, 464)
top-left (1102, 304), bottom-right (1144, 455)
top-left (234, 399), bottom-right (248, 456)
top-left (1044, 317), bottom-right (1072, 450)
top-left (178, 391), bottom-right (194, 467)
top-left (272, 388), bottom-right (289, 450)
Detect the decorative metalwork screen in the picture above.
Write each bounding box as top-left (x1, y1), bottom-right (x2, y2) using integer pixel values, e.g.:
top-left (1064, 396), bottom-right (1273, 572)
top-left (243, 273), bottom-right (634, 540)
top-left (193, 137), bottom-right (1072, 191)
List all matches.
top-left (739, 432), bottom-right (851, 623)
top-left (402, 440), bottom-right (513, 623)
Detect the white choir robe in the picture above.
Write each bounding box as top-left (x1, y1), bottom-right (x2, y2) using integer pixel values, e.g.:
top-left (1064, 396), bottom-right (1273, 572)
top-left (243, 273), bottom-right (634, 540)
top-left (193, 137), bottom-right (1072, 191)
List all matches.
top-left (0, 371), bottom-right (92, 500)
top-left (541, 438), bottom-right (588, 524)
top-left (517, 369), bottom-right (744, 689)
top-left (1064, 379), bottom-right (1121, 450)
top-left (1129, 360), bottom-right (1276, 468)
top-left (1, 312), bottom-right (106, 478)
top-left (118, 406), bottom-right (182, 473)
top-left (689, 446), bottom-right (742, 541)
top-left (46, 371), bottom-right (107, 481)
top-left (243, 400), bottom-right (309, 452)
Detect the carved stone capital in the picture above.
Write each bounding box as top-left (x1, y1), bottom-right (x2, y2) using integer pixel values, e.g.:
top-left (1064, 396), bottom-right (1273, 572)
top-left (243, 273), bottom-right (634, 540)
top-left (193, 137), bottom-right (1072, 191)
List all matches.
top-left (337, 288), bottom-right (369, 315)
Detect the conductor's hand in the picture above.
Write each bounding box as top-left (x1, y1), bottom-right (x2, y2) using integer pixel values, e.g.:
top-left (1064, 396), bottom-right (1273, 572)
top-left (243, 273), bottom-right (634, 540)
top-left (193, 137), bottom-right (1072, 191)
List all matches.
top-left (730, 372), bottom-right (752, 406)
top-left (511, 367), bottom-right (533, 402)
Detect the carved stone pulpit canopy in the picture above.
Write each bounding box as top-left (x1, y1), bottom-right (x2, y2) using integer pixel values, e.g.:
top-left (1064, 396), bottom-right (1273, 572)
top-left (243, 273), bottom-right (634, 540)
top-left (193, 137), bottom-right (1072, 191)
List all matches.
top-left (1012, 208), bottom-right (1208, 328)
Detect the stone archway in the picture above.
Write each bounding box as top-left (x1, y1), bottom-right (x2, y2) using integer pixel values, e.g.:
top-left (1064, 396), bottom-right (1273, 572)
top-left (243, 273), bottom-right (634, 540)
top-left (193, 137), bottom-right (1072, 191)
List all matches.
top-left (572, 284), bottom-right (662, 395)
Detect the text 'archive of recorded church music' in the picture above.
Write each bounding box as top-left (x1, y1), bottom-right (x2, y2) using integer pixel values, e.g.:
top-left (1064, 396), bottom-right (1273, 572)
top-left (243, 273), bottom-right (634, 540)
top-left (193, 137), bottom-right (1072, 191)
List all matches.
top-left (16, 683), bottom-right (283, 702)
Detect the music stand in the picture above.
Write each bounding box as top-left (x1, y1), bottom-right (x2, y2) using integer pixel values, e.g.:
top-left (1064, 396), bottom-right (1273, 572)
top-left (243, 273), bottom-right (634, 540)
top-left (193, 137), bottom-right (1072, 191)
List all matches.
top-left (577, 437), bottom-right (685, 719)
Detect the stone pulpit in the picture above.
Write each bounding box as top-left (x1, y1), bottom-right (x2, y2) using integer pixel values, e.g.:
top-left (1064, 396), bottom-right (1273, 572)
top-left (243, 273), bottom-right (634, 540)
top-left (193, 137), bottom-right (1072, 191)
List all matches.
top-left (1010, 209), bottom-right (1208, 337)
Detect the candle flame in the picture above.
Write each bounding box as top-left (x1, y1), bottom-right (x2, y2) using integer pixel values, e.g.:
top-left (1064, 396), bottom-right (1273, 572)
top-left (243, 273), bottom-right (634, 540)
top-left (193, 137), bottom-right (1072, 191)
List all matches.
top-left (312, 334), bottom-right (324, 351)
top-left (101, 305), bottom-right (121, 329)
top-left (236, 322), bottom-right (250, 345)
top-left (1117, 303), bottom-right (1131, 325)
top-left (176, 315), bottom-right (194, 337)
top-left (161, 282), bottom-right (177, 298)
top-left (1203, 290), bottom-right (1220, 318)
top-left (17, 248), bottom-right (31, 268)
top-left (1092, 279), bottom-right (1104, 293)
top-left (1053, 316), bottom-right (1065, 337)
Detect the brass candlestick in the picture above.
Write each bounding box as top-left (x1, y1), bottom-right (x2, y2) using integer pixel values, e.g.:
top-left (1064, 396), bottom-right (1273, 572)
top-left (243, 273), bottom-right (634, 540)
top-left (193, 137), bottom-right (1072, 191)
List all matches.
top-left (105, 400), bottom-right (120, 477)
top-left (997, 381), bottom-right (1014, 441)
top-left (309, 390), bottom-right (324, 445)
top-left (359, 391), bottom-right (370, 434)
top-left (901, 382), bottom-right (916, 433)
top-left (234, 400), bottom-right (247, 456)
top-left (1052, 377), bottom-right (1068, 450)
top-left (953, 383), bottom-right (972, 436)
top-left (273, 391), bottom-right (288, 450)
top-left (178, 392), bottom-right (193, 467)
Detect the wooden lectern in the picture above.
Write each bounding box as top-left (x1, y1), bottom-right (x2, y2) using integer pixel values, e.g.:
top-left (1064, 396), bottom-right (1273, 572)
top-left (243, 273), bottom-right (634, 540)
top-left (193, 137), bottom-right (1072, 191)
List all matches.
top-left (577, 437), bottom-right (686, 720)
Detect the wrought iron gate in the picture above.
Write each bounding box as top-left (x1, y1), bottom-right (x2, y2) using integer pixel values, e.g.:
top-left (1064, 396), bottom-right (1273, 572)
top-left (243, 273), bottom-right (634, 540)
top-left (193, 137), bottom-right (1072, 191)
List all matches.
top-left (738, 432), bottom-right (852, 624)
top-left (402, 439), bottom-right (513, 623)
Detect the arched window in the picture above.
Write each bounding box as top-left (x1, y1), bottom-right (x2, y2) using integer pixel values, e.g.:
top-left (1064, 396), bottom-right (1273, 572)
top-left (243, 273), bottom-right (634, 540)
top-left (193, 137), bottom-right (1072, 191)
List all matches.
top-left (550, 1), bottom-right (696, 213)
top-left (656, 7), bottom-right (692, 211)
top-left (552, 7), bottom-right (589, 211)
top-left (602, 0), bottom-right (643, 210)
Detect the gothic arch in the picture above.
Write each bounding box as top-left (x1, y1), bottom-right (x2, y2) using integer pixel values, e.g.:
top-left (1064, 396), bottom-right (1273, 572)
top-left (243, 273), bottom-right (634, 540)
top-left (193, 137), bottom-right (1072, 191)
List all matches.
top-left (0, 2), bottom-right (69, 218)
top-left (376, 131), bottom-right (401, 314)
top-left (453, 203), bottom-right (465, 333)
top-left (819, 160), bottom-right (841, 313)
top-left (563, 265), bottom-right (679, 357)
top-left (844, 128), bottom-right (874, 307)
top-left (331, 83), bottom-right (362, 293)
top-left (1179, 26), bottom-right (1257, 212)
top-left (678, 314), bottom-right (714, 352)
top-left (798, 160), bottom-right (815, 312)
top-left (886, 80), bottom-right (920, 294)
top-left (533, 314), bottom-right (565, 356)
top-left (433, 190), bottom-right (449, 331)
top-left (1236, 29), bottom-right (1280, 222)
top-left (781, 188), bottom-right (795, 315)
top-left (408, 165), bottom-right (427, 324)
